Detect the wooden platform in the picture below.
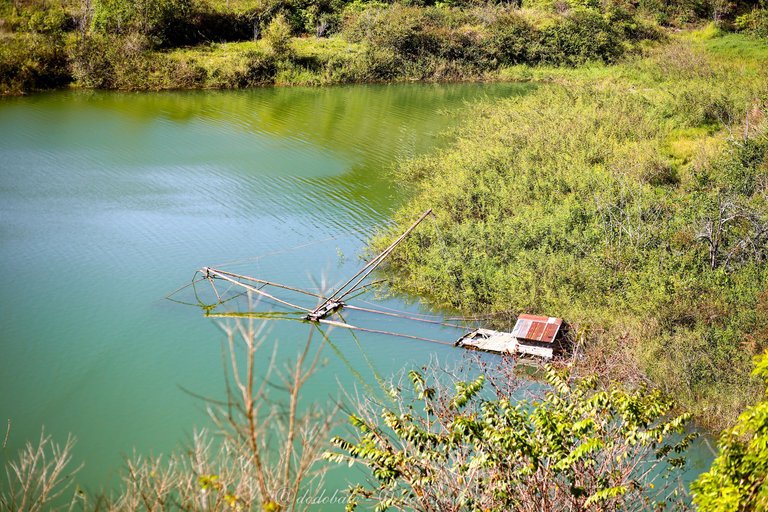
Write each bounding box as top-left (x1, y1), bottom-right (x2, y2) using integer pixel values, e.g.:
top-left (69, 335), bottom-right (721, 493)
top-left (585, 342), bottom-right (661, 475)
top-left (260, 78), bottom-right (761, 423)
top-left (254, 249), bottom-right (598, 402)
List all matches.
top-left (456, 328), bottom-right (519, 355)
top-left (456, 323), bottom-right (560, 360)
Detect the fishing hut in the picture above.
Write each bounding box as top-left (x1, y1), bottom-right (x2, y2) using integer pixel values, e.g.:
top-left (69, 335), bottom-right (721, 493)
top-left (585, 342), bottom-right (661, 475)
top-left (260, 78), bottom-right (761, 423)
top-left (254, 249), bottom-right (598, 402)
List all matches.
top-left (456, 314), bottom-right (565, 360)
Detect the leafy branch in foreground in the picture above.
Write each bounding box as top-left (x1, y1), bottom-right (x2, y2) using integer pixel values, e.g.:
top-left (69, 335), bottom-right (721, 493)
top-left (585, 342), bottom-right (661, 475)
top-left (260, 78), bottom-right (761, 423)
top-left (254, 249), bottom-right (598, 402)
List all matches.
top-left (325, 363), bottom-right (695, 512)
top-left (692, 349), bottom-right (768, 511)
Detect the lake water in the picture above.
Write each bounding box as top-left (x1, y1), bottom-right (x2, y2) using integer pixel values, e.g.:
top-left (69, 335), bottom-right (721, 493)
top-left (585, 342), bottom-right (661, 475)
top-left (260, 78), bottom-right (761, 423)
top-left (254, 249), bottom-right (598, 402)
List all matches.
top-left (0, 84), bottom-right (535, 497)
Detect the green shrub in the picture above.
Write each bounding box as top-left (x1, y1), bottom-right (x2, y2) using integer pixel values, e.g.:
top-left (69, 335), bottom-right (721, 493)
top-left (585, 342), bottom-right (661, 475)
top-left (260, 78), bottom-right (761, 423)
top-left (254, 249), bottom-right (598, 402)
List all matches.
top-left (327, 366), bottom-right (694, 511)
top-left (691, 350), bottom-right (768, 511)
top-left (343, 5), bottom-right (439, 58)
top-left (484, 11), bottom-right (535, 65)
top-left (70, 33), bottom-right (116, 89)
top-left (70, 32), bottom-right (182, 90)
top-left (532, 9), bottom-right (624, 65)
top-left (263, 13), bottom-right (294, 59)
top-left (735, 8), bottom-right (768, 37)
top-left (0, 33), bottom-right (70, 94)
top-left (241, 51), bottom-right (278, 85)
top-left (91, 0), bottom-right (194, 48)
top-left (343, 3), bottom-right (650, 70)
top-left (27, 5), bottom-right (72, 35)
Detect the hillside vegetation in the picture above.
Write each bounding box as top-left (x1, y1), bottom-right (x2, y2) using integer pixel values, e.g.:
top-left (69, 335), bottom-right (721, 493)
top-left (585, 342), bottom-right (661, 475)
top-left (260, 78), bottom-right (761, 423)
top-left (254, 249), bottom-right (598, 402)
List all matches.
top-left (375, 28), bottom-right (768, 430)
top-left (2, 0), bottom-right (764, 93)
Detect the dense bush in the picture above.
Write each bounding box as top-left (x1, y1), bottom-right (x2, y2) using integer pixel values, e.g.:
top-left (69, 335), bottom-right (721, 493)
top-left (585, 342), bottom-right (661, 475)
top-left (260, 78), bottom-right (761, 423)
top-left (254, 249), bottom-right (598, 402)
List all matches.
top-left (91, 0), bottom-right (195, 48)
top-left (263, 13), bottom-right (294, 58)
top-left (341, 4), bottom-right (657, 69)
top-left (327, 365), bottom-right (694, 511)
top-left (692, 350), bottom-right (768, 510)
top-left (484, 11), bottom-right (535, 65)
top-left (0, 33), bottom-right (70, 94)
top-left (532, 8), bottom-right (625, 64)
top-left (734, 6), bottom-right (768, 36)
top-left (27, 5), bottom-right (74, 35)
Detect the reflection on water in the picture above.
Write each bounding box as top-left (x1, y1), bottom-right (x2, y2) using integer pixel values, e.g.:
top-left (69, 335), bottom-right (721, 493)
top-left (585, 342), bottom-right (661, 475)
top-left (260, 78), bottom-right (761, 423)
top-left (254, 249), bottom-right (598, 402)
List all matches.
top-left (0, 83), bottom-right (531, 493)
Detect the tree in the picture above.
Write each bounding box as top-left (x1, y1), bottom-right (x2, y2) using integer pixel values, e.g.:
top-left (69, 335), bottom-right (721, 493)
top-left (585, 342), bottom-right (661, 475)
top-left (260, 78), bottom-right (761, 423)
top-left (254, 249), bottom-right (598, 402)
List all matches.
top-left (325, 363), bottom-right (695, 512)
top-left (691, 350), bottom-right (768, 511)
top-left (263, 13), bottom-right (294, 59)
top-left (90, 0), bottom-right (193, 48)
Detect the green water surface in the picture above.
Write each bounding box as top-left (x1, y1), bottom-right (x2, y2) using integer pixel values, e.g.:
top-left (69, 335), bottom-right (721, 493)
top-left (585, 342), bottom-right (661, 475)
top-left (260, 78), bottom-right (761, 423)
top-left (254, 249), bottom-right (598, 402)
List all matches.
top-left (0, 84), bottom-right (533, 496)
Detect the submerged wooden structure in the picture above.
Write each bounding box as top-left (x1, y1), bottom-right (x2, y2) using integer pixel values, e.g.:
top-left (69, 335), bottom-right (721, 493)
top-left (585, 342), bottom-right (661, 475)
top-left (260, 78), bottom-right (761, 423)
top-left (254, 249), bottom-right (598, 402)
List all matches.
top-left (191, 209), bottom-right (463, 346)
top-left (181, 208), bottom-right (567, 360)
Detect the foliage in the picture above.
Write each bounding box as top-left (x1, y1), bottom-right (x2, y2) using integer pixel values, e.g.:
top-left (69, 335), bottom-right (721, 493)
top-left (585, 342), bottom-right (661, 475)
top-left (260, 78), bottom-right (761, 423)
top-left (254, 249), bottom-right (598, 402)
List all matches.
top-left (531, 8), bottom-right (626, 65)
top-left (1, 0), bottom-right (667, 94)
top-left (734, 7), bottom-right (768, 37)
top-left (263, 13), bottom-right (294, 58)
top-left (27, 5), bottom-right (72, 36)
top-left (1, 0), bottom-right (765, 94)
top-left (340, 4), bottom-right (658, 72)
top-left (0, 32), bottom-right (70, 94)
top-left (325, 365), bottom-right (694, 511)
top-left (374, 33), bottom-right (768, 430)
top-left (90, 0), bottom-right (195, 48)
top-left (691, 350), bottom-right (768, 511)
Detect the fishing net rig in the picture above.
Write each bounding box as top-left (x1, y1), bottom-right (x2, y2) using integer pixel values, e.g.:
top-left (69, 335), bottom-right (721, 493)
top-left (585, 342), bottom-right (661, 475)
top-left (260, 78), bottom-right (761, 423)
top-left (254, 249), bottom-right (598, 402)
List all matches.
top-left (166, 209), bottom-right (511, 347)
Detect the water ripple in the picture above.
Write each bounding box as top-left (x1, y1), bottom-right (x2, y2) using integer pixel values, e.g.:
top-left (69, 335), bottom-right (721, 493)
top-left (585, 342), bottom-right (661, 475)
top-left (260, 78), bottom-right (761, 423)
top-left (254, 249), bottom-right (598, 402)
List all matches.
top-left (0, 83), bottom-right (531, 494)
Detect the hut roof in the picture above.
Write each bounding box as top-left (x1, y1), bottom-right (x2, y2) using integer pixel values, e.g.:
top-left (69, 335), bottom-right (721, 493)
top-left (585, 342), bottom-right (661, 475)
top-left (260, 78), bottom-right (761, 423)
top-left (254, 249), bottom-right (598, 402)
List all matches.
top-left (512, 314), bottom-right (563, 344)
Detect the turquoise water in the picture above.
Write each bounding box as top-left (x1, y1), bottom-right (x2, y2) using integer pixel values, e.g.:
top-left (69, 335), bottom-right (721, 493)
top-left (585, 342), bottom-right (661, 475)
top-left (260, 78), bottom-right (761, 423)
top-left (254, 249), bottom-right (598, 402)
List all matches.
top-left (0, 84), bottom-right (532, 496)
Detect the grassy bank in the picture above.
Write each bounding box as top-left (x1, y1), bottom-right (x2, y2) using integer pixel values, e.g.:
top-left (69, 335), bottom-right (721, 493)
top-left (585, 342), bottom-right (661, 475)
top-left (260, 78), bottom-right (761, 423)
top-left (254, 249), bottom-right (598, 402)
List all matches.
top-left (3, 0), bottom-right (767, 94)
top-left (376, 28), bottom-right (768, 431)
top-left (0, 0), bottom-right (668, 93)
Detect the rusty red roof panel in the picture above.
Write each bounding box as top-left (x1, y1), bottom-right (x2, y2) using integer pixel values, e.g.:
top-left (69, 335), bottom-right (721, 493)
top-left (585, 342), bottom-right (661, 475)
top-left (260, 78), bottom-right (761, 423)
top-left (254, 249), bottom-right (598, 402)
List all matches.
top-left (528, 322), bottom-right (545, 340)
top-left (512, 314), bottom-right (563, 343)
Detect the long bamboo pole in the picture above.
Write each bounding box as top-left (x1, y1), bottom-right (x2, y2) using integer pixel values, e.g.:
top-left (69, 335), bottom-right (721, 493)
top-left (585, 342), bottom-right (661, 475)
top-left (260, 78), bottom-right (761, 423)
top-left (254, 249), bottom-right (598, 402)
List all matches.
top-left (344, 304), bottom-right (466, 329)
top-left (202, 267), bottom-right (312, 312)
top-left (312, 209), bottom-right (433, 316)
top-left (335, 209), bottom-right (433, 302)
top-left (316, 318), bottom-right (453, 346)
top-left (201, 310), bottom-right (455, 345)
top-left (205, 268), bottom-right (327, 299)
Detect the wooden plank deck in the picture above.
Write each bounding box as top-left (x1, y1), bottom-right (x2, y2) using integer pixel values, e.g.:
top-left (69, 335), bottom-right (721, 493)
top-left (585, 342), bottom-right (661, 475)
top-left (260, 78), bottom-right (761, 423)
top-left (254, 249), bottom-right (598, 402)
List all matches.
top-left (456, 328), bottom-right (519, 355)
top-left (456, 328), bottom-right (555, 359)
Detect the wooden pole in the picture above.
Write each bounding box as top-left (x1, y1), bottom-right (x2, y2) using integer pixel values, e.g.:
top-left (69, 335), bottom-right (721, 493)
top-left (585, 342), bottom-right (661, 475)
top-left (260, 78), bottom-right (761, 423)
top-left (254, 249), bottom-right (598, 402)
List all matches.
top-left (312, 209), bottom-right (433, 316)
top-left (202, 267), bottom-right (312, 312)
top-left (344, 304), bottom-right (466, 329)
top-left (336, 208), bottom-right (432, 302)
top-left (315, 318), bottom-right (453, 346)
top-left (205, 268), bottom-right (327, 299)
